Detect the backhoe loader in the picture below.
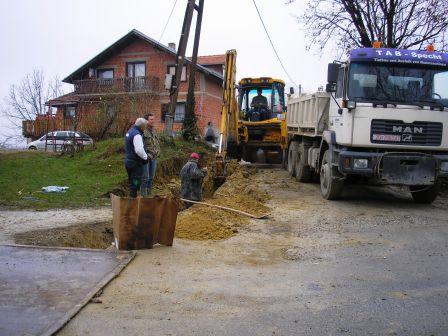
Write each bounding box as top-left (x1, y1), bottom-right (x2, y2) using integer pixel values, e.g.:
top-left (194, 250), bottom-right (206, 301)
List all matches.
top-left (214, 50), bottom-right (287, 182)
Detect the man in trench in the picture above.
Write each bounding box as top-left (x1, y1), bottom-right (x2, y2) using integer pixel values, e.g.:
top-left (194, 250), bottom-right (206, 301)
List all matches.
top-left (180, 153), bottom-right (207, 208)
top-left (124, 118), bottom-right (148, 198)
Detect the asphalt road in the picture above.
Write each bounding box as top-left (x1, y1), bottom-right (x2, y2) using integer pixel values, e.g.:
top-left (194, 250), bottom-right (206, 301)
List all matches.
top-left (58, 170), bottom-right (448, 336)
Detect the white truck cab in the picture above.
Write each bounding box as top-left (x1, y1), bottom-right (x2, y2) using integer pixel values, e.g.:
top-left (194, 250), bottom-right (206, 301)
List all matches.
top-left (287, 46), bottom-right (448, 203)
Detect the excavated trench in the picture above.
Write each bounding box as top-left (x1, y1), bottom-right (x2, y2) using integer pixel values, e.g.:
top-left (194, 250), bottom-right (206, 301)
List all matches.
top-left (14, 160), bottom-right (271, 248)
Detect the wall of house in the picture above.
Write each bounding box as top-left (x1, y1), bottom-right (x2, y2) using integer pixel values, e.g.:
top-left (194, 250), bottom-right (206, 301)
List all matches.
top-left (201, 64), bottom-right (224, 75)
top-left (74, 37), bottom-right (223, 137)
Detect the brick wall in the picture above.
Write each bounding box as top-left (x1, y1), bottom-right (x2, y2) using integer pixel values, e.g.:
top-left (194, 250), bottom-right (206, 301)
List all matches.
top-left (74, 37), bottom-right (223, 136)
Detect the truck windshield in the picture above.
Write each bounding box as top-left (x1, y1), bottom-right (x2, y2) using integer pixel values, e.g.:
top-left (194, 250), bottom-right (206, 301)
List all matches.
top-left (348, 62), bottom-right (448, 108)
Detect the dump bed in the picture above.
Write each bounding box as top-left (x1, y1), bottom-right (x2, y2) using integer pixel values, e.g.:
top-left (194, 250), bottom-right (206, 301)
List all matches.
top-left (287, 91), bottom-right (330, 137)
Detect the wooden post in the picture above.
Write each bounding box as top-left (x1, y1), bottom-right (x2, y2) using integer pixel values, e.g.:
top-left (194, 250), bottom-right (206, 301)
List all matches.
top-left (183, 0), bottom-right (204, 139)
top-left (165, 0), bottom-right (196, 135)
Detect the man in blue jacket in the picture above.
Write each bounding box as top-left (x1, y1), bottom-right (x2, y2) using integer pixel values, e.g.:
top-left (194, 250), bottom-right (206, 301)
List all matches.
top-left (124, 118), bottom-right (148, 198)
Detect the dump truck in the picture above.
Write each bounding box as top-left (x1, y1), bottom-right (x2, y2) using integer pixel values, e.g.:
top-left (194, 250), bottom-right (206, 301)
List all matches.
top-left (215, 50), bottom-right (287, 181)
top-left (286, 45), bottom-right (448, 203)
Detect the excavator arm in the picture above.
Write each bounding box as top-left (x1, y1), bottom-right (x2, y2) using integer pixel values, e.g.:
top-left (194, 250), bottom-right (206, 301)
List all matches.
top-left (214, 50), bottom-right (238, 182)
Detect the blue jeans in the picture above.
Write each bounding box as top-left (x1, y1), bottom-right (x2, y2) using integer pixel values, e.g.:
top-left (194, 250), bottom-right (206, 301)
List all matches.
top-left (141, 159), bottom-right (157, 197)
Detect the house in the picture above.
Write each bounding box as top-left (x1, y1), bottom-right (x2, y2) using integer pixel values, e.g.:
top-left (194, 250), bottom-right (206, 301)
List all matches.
top-left (22, 29), bottom-right (225, 141)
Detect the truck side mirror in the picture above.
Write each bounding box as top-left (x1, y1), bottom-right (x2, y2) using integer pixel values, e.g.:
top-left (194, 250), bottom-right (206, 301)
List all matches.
top-left (289, 87), bottom-right (295, 95)
top-left (325, 83), bottom-right (336, 93)
top-left (327, 63), bottom-right (340, 84)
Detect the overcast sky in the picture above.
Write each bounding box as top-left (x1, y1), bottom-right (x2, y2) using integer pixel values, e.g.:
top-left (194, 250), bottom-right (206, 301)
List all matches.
top-left (0, 0), bottom-right (334, 143)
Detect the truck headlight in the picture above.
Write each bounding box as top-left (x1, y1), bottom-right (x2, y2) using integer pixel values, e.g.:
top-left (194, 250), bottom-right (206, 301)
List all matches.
top-left (353, 158), bottom-right (368, 169)
top-left (347, 100), bottom-right (357, 109)
top-left (441, 161), bottom-right (448, 172)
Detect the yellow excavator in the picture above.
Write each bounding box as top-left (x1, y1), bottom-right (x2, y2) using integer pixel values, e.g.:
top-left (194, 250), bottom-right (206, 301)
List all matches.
top-left (214, 50), bottom-right (287, 182)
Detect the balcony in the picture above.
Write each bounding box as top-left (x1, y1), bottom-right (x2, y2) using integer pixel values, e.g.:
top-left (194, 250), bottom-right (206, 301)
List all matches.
top-left (74, 76), bottom-right (160, 95)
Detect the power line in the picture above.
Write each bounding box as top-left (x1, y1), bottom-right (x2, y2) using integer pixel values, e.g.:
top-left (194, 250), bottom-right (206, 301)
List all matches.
top-left (159, 0), bottom-right (179, 42)
top-left (251, 0), bottom-right (299, 88)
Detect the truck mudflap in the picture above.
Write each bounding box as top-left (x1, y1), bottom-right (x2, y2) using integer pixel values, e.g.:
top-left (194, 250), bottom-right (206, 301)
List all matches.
top-left (337, 150), bottom-right (448, 185)
top-left (380, 155), bottom-right (436, 185)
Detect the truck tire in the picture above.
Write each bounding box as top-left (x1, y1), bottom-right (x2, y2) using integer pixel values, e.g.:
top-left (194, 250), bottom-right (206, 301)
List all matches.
top-left (320, 150), bottom-right (344, 200)
top-left (281, 149), bottom-right (287, 170)
top-left (295, 144), bottom-right (312, 182)
top-left (287, 142), bottom-right (298, 177)
top-left (410, 182), bottom-right (440, 204)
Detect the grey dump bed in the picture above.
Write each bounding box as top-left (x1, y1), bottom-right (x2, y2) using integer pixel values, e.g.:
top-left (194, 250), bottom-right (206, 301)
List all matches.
top-left (286, 92), bottom-right (330, 137)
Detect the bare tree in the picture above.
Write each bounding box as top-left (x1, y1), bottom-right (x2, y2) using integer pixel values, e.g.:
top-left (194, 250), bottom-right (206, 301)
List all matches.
top-left (287, 0), bottom-right (448, 53)
top-left (1, 69), bottom-right (64, 131)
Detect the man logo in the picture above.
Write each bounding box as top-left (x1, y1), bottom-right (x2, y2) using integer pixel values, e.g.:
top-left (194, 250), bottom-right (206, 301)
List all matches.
top-left (401, 134), bottom-right (413, 142)
top-left (392, 126), bottom-right (423, 134)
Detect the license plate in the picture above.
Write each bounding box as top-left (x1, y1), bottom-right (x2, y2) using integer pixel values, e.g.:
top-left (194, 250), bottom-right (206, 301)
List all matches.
top-left (372, 133), bottom-right (401, 142)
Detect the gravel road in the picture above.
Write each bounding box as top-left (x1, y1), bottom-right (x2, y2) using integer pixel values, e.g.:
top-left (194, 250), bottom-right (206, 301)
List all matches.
top-left (3, 169), bottom-right (448, 335)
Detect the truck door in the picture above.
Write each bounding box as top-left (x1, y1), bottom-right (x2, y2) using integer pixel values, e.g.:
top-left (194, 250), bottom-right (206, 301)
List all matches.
top-left (328, 65), bottom-right (354, 146)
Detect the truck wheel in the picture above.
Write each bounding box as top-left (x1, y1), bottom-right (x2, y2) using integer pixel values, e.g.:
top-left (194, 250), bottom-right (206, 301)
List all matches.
top-left (410, 182), bottom-right (440, 204)
top-left (320, 150), bottom-right (344, 200)
top-left (295, 144), bottom-right (312, 182)
top-left (287, 142), bottom-right (298, 177)
top-left (281, 149), bottom-right (287, 170)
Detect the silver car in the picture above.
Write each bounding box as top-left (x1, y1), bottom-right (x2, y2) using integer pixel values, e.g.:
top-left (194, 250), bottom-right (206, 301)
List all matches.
top-left (28, 131), bottom-right (93, 151)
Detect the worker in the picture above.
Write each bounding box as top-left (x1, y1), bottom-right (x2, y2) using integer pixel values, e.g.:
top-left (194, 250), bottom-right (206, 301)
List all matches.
top-left (141, 113), bottom-right (160, 197)
top-left (251, 88), bottom-right (268, 109)
top-left (124, 118), bottom-right (148, 198)
top-left (180, 153), bottom-right (207, 208)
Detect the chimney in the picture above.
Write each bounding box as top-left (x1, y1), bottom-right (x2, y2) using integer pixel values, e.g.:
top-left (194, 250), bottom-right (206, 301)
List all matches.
top-left (168, 42), bottom-right (176, 51)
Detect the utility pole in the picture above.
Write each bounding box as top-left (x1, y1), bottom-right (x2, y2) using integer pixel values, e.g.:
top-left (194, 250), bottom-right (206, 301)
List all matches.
top-left (165, 0), bottom-right (203, 135)
top-left (183, 0), bottom-right (204, 140)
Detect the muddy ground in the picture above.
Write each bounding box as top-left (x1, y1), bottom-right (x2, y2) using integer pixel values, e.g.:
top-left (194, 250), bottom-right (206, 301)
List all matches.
top-left (0, 207), bottom-right (111, 245)
top-left (25, 168), bottom-right (444, 336)
top-left (8, 162), bottom-right (269, 246)
top-left (14, 221), bottom-right (114, 249)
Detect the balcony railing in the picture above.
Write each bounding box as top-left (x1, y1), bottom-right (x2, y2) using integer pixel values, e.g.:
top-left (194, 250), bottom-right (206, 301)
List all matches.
top-left (74, 76), bottom-right (160, 94)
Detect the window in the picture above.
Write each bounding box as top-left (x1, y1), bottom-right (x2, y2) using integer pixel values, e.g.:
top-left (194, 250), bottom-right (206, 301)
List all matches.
top-left (174, 103), bottom-right (186, 122)
top-left (127, 62), bottom-right (146, 77)
top-left (348, 62), bottom-right (448, 107)
top-left (241, 88), bottom-right (272, 113)
top-left (336, 67), bottom-right (345, 98)
top-left (65, 106), bottom-right (76, 118)
top-left (97, 69), bottom-right (114, 79)
top-left (56, 132), bottom-right (68, 140)
top-left (433, 72), bottom-right (448, 99)
top-left (161, 103), bottom-right (186, 123)
top-left (106, 106), bottom-right (116, 118)
top-left (168, 65), bottom-right (187, 82)
top-left (272, 84), bottom-right (285, 113)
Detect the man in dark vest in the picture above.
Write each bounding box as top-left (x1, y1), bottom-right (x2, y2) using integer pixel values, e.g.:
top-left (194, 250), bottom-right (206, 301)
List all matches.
top-left (180, 153), bottom-right (207, 208)
top-left (124, 118), bottom-right (148, 198)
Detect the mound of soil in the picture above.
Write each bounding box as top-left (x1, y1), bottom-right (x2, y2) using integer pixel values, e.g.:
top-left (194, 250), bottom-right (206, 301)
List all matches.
top-left (175, 163), bottom-right (270, 240)
top-left (14, 221), bottom-right (114, 249)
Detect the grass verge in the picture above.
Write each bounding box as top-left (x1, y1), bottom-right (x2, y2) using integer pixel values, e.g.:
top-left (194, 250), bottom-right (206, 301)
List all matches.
top-left (0, 137), bottom-right (212, 209)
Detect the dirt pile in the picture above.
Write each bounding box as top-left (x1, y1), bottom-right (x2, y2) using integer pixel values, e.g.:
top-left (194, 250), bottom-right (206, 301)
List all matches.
top-left (175, 162), bottom-right (270, 240)
top-left (14, 221), bottom-right (113, 249)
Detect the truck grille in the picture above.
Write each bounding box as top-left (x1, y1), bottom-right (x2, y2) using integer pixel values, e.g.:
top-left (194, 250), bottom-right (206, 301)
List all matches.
top-left (371, 119), bottom-right (443, 146)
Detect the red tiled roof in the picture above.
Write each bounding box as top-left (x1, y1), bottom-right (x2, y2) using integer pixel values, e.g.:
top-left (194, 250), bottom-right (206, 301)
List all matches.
top-left (63, 29), bottom-right (224, 84)
top-left (46, 92), bottom-right (79, 106)
top-left (197, 54), bottom-right (226, 65)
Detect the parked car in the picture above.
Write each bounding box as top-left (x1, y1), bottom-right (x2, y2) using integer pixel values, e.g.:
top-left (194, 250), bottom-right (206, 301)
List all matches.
top-left (28, 131), bottom-right (93, 151)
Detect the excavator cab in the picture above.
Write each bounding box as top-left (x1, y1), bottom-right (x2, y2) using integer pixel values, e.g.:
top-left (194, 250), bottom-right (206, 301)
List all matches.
top-left (237, 78), bottom-right (287, 164)
top-left (239, 79), bottom-right (286, 122)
